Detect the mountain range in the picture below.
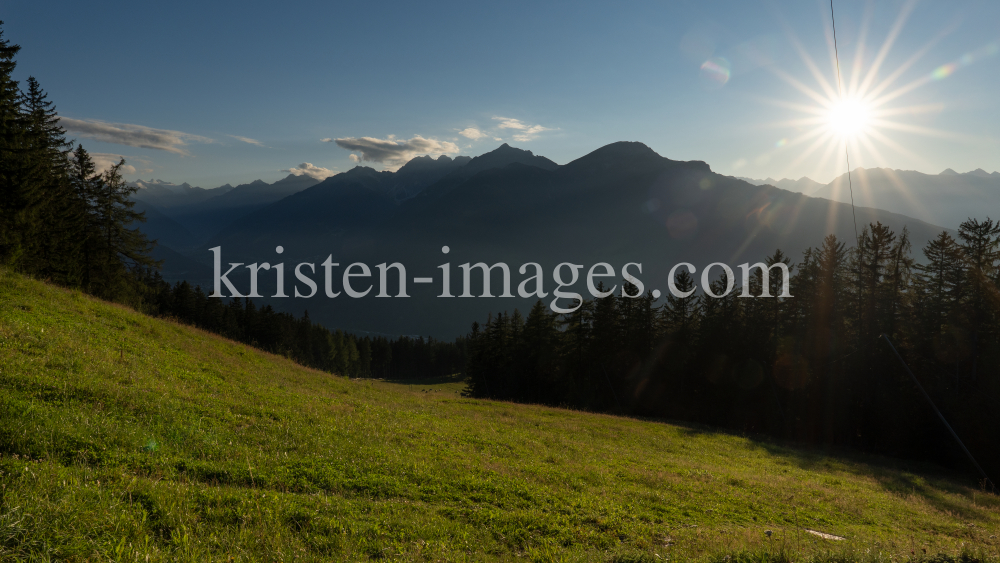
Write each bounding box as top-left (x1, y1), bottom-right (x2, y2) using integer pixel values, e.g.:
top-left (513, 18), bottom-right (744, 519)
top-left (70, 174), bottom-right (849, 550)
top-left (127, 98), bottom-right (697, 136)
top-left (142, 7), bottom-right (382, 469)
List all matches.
top-left (130, 142), bottom-right (1000, 337)
top-left (132, 142), bottom-right (971, 337)
top-left (813, 167), bottom-right (1000, 229)
top-left (737, 168), bottom-right (1000, 228)
top-left (735, 176), bottom-right (826, 194)
top-left (131, 174), bottom-right (321, 251)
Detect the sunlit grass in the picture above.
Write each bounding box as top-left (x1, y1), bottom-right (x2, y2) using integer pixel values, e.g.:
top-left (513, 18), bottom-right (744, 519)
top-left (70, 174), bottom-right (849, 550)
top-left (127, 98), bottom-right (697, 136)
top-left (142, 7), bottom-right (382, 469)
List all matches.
top-left (1, 268), bottom-right (998, 562)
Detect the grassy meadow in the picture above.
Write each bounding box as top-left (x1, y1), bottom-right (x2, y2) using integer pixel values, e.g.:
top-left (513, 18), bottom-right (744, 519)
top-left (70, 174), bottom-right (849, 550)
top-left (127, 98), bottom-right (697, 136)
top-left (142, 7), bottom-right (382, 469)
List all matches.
top-left (1, 267), bottom-right (998, 562)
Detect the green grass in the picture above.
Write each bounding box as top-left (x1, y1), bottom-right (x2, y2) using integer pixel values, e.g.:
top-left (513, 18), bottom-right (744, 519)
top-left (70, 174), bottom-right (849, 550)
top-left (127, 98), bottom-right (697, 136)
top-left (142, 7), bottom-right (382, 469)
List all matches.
top-left (1, 268), bottom-right (999, 562)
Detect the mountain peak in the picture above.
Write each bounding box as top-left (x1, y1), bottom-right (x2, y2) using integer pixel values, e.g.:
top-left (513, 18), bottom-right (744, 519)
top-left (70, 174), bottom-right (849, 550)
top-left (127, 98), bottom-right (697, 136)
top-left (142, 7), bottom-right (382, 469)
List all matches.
top-left (396, 154), bottom-right (464, 174)
top-left (461, 143), bottom-right (559, 174)
top-left (939, 168), bottom-right (959, 176)
top-left (563, 141), bottom-right (678, 173)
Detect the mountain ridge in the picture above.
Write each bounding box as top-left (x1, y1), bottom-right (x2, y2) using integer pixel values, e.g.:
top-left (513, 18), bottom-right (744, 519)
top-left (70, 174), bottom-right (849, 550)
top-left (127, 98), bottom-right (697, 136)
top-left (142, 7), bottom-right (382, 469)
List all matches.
top-left (191, 141), bottom-right (954, 337)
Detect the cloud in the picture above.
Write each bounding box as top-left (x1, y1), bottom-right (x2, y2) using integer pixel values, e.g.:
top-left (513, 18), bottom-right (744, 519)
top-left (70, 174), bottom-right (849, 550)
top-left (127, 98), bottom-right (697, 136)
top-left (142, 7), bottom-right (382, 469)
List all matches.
top-left (459, 127), bottom-right (487, 140)
top-left (334, 135), bottom-right (459, 170)
top-left (320, 138), bottom-right (333, 143)
top-left (230, 135), bottom-right (264, 147)
top-left (90, 153), bottom-right (137, 175)
top-left (281, 162), bottom-right (338, 180)
top-left (60, 118), bottom-right (212, 155)
top-left (491, 116), bottom-right (553, 142)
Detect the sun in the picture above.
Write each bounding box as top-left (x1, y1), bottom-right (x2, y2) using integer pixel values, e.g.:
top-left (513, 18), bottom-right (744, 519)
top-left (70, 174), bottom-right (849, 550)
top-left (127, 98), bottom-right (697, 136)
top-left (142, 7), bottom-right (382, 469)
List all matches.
top-left (747, 3), bottom-right (987, 181)
top-left (826, 98), bottom-right (871, 139)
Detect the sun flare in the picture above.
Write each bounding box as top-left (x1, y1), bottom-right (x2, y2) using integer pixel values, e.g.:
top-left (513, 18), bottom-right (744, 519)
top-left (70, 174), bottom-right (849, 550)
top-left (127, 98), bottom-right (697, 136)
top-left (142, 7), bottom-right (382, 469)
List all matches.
top-left (749, 3), bottom-right (997, 181)
top-left (826, 98), bottom-right (871, 139)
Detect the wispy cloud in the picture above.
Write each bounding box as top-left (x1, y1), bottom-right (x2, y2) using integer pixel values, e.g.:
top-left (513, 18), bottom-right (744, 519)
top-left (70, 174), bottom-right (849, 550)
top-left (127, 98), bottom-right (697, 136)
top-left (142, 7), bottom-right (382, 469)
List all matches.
top-left (334, 135), bottom-right (459, 170)
top-left (320, 138), bottom-right (333, 143)
top-left (491, 116), bottom-right (553, 142)
top-left (459, 127), bottom-right (487, 140)
top-left (90, 153), bottom-right (137, 175)
top-left (60, 118), bottom-right (212, 155)
top-left (282, 162), bottom-right (338, 180)
top-left (229, 135), bottom-right (264, 147)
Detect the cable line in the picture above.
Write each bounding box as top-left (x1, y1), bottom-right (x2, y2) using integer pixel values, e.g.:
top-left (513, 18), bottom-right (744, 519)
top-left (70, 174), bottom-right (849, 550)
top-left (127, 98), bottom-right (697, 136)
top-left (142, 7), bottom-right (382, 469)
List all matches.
top-left (880, 334), bottom-right (995, 492)
top-left (830, 0), bottom-right (860, 247)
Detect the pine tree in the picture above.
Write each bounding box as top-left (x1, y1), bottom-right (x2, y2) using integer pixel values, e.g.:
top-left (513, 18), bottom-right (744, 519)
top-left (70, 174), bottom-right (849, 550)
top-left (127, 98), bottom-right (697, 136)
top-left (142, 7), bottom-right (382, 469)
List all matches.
top-left (956, 218), bottom-right (1000, 382)
top-left (77, 153), bottom-right (159, 301)
top-left (661, 269), bottom-right (698, 340)
top-left (68, 145), bottom-right (102, 289)
top-left (914, 231), bottom-right (967, 380)
top-left (0, 23), bottom-right (32, 265)
top-left (20, 76), bottom-right (80, 283)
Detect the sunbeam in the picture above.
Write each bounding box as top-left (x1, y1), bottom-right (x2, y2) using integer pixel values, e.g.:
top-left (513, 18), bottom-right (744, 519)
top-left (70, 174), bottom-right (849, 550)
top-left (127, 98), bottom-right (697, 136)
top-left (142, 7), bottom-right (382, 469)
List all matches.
top-left (758, 2), bottom-right (997, 182)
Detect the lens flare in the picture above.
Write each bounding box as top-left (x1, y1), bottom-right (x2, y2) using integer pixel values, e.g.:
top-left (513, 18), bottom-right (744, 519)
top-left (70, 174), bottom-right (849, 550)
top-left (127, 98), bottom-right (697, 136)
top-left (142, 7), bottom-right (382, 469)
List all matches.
top-left (700, 57), bottom-right (731, 86)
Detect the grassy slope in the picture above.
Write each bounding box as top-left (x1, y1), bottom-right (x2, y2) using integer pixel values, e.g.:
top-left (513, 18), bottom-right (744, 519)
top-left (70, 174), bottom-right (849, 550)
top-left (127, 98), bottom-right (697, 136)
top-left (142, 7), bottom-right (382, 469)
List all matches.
top-left (0, 268), bottom-right (998, 562)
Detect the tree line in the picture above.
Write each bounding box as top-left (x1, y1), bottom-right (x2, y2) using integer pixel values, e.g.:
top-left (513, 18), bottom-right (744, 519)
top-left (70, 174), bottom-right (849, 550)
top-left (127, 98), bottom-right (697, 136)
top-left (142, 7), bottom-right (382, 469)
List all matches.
top-left (466, 222), bottom-right (1000, 481)
top-left (0, 22), bottom-right (465, 381)
top-left (140, 272), bottom-right (467, 378)
top-left (0, 23), bottom-right (156, 303)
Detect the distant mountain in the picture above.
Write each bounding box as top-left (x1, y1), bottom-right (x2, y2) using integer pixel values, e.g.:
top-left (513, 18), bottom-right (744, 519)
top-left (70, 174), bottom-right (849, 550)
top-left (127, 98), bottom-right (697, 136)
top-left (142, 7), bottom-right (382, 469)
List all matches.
top-left (149, 243), bottom-right (213, 280)
top-left (199, 174), bottom-right (322, 209)
top-left (131, 200), bottom-right (201, 251)
top-left (812, 167), bottom-right (1000, 229)
top-left (423, 143), bottom-right (558, 198)
top-left (130, 174), bottom-right (322, 250)
top-left (384, 155), bottom-right (472, 200)
top-left (202, 144), bottom-right (560, 255)
top-left (735, 176), bottom-right (826, 194)
top-left (188, 142), bottom-right (952, 338)
top-left (131, 179), bottom-right (231, 209)
top-left (965, 168), bottom-right (1000, 179)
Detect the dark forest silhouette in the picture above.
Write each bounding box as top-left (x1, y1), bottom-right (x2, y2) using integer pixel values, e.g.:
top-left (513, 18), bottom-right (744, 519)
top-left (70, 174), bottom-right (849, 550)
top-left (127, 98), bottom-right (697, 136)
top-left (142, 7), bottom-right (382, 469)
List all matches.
top-left (465, 222), bottom-right (1000, 481)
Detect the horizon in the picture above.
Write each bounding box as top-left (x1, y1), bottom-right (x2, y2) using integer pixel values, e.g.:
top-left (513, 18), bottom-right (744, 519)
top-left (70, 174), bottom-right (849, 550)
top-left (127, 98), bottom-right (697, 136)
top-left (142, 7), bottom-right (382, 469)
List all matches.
top-left (127, 141), bottom-right (1000, 192)
top-left (6, 0), bottom-right (1000, 187)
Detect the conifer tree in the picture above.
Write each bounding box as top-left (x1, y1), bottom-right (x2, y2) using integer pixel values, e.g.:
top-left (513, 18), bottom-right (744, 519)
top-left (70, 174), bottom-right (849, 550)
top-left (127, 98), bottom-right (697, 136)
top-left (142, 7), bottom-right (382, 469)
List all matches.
top-left (956, 217), bottom-right (1000, 382)
top-left (661, 269), bottom-right (698, 340)
top-left (20, 76), bottom-right (80, 283)
top-left (0, 23), bottom-right (30, 264)
top-left (914, 231), bottom-right (968, 381)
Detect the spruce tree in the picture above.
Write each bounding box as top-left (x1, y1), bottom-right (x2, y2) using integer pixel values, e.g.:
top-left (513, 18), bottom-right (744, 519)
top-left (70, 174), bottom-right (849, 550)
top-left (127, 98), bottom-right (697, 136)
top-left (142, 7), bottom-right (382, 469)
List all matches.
top-left (21, 76), bottom-right (80, 283)
top-left (956, 218), bottom-right (1000, 382)
top-left (69, 144), bottom-right (102, 290)
top-left (914, 231), bottom-right (967, 379)
top-left (0, 22), bottom-right (31, 264)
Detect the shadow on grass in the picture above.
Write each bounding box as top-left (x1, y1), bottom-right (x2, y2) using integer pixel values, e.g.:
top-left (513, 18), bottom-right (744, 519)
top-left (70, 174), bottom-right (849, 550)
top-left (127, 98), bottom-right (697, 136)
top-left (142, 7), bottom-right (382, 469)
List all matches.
top-left (745, 435), bottom-right (997, 523)
top-left (367, 373), bottom-right (467, 387)
top-left (584, 408), bottom-right (998, 524)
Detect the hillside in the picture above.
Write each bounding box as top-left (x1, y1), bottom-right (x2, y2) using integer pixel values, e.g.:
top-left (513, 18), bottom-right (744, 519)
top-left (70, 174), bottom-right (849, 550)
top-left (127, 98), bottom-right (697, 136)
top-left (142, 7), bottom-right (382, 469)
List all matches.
top-left (1, 269), bottom-right (998, 562)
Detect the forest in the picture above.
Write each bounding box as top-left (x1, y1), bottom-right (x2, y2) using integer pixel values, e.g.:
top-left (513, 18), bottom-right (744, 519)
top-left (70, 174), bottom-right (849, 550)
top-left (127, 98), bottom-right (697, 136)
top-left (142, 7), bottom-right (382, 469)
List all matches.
top-left (465, 224), bottom-right (1000, 482)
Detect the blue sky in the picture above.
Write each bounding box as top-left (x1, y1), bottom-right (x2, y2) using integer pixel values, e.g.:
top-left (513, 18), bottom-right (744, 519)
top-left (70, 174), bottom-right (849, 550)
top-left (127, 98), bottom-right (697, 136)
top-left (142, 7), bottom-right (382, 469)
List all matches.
top-left (6, 0), bottom-right (1000, 187)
